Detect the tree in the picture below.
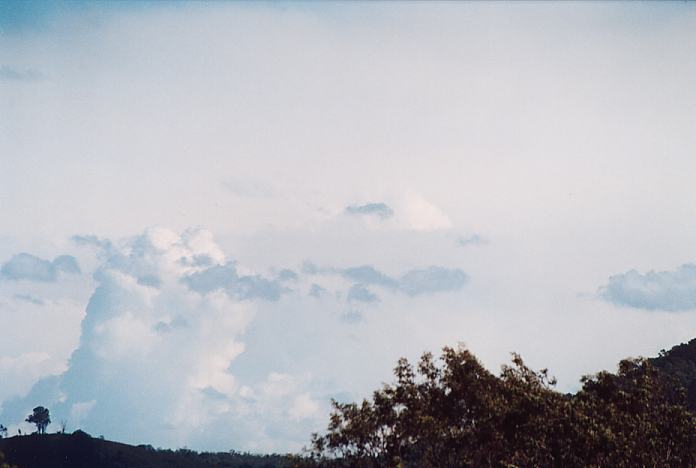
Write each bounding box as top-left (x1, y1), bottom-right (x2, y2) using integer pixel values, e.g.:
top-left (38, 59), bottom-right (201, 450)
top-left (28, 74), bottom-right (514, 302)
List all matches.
top-left (0, 424), bottom-right (7, 439)
top-left (300, 346), bottom-right (696, 467)
top-left (25, 406), bottom-right (51, 434)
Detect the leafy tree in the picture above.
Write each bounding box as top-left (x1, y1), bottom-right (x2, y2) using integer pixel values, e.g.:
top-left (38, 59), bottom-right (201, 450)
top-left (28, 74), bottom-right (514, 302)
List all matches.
top-left (25, 406), bottom-right (51, 434)
top-left (651, 338), bottom-right (696, 410)
top-left (300, 346), bottom-right (696, 467)
top-left (0, 425), bottom-right (7, 439)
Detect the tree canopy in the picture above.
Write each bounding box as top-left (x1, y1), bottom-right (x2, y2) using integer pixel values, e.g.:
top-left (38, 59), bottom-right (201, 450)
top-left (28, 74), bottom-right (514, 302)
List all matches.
top-left (300, 346), bottom-right (696, 468)
top-left (25, 406), bottom-right (51, 435)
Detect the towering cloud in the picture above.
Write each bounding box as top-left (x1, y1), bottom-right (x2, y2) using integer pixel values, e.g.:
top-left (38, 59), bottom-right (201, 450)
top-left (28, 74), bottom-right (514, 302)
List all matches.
top-left (0, 228), bottom-right (319, 451)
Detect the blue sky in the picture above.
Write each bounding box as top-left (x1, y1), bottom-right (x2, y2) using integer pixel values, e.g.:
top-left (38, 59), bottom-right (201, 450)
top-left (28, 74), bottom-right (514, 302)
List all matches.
top-left (3, 1), bottom-right (696, 453)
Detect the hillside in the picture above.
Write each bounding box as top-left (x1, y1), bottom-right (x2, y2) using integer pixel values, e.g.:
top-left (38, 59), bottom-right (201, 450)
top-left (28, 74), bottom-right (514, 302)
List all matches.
top-left (0, 432), bottom-right (289, 468)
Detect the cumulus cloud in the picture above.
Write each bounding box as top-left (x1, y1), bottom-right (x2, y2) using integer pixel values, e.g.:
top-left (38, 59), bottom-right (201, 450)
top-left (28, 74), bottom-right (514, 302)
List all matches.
top-left (308, 283), bottom-right (326, 297)
top-left (0, 352), bottom-right (60, 406)
top-left (0, 228), bottom-right (321, 452)
top-left (339, 309), bottom-right (363, 324)
top-left (183, 262), bottom-right (287, 301)
top-left (0, 228), bottom-right (469, 451)
top-left (0, 253), bottom-right (80, 282)
top-left (0, 65), bottom-right (45, 82)
top-left (396, 193), bottom-right (452, 231)
top-left (347, 284), bottom-right (379, 303)
top-left (344, 202), bottom-right (394, 220)
top-left (277, 269), bottom-right (299, 282)
top-left (343, 196), bottom-right (451, 231)
top-left (340, 265), bottom-right (397, 288)
top-left (600, 264), bottom-right (696, 311)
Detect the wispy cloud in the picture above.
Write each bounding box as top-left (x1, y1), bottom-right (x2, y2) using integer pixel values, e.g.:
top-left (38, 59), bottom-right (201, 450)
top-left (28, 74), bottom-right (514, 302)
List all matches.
top-left (398, 266), bottom-right (468, 296)
top-left (0, 65), bottom-right (45, 82)
top-left (222, 179), bottom-right (276, 199)
top-left (306, 263), bottom-right (468, 300)
top-left (344, 202), bottom-right (394, 220)
top-left (71, 234), bottom-right (113, 250)
top-left (13, 294), bottom-right (45, 306)
top-left (457, 234), bottom-right (488, 247)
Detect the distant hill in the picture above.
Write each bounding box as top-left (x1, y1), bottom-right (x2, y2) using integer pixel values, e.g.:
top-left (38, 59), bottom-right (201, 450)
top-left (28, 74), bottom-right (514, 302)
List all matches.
top-left (0, 431), bottom-right (290, 468)
top-left (651, 338), bottom-right (696, 410)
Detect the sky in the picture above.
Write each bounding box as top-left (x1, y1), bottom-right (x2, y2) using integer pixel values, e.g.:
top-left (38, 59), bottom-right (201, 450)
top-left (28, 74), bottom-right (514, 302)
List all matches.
top-left (2, 0), bottom-right (696, 453)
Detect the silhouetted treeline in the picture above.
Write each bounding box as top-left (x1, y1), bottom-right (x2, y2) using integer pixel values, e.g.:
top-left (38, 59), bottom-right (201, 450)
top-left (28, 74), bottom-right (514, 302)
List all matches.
top-left (651, 338), bottom-right (696, 411)
top-left (297, 339), bottom-right (696, 468)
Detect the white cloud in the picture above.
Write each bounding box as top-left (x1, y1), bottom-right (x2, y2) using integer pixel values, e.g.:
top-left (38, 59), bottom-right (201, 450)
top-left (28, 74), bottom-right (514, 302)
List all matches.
top-left (0, 228), bottom-right (296, 450)
top-left (69, 400), bottom-right (96, 428)
top-left (289, 393), bottom-right (320, 421)
top-left (0, 352), bottom-right (61, 405)
top-left (394, 193), bottom-right (452, 231)
top-left (600, 264), bottom-right (696, 311)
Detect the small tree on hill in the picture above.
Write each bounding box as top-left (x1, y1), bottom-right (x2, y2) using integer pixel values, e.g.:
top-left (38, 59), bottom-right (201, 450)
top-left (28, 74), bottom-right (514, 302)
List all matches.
top-left (26, 406), bottom-right (50, 434)
top-left (0, 424), bottom-right (7, 438)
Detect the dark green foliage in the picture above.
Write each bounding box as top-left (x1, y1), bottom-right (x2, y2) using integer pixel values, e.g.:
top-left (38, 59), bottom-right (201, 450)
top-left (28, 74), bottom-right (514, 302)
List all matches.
top-left (301, 345), bottom-right (696, 468)
top-left (0, 433), bottom-right (290, 468)
top-left (651, 338), bottom-right (696, 410)
top-left (25, 406), bottom-right (50, 434)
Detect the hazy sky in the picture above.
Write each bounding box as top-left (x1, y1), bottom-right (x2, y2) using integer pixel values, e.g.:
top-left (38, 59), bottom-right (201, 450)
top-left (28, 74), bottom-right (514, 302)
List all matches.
top-left (2, 1), bottom-right (696, 453)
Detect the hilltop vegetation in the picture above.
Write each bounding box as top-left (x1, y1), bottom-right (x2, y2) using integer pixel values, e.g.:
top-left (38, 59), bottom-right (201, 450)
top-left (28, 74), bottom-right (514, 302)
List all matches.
top-left (301, 339), bottom-right (696, 467)
top-left (0, 432), bottom-right (289, 468)
top-left (651, 338), bottom-right (696, 410)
